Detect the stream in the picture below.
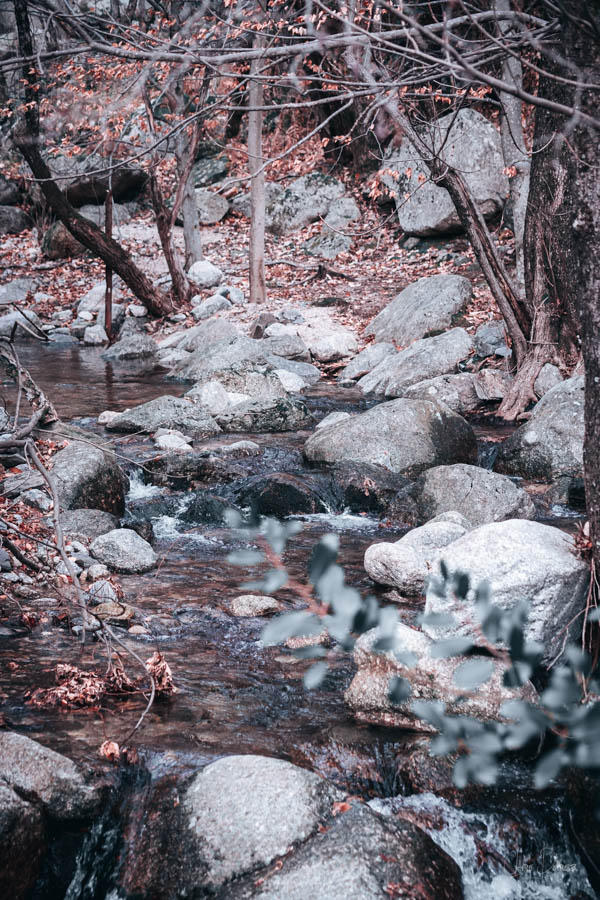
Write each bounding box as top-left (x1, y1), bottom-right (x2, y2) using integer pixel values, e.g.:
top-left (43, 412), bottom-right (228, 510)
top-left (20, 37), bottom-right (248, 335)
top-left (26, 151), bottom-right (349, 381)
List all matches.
top-left (1, 344), bottom-right (596, 899)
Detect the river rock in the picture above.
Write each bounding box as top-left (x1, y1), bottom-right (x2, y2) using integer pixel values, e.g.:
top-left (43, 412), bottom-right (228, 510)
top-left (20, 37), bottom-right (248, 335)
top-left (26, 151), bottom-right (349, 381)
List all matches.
top-left (170, 336), bottom-right (266, 380)
top-left (228, 801), bottom-right (463, 900)
top-left (365, 275), bottom-right (472, 346)
top-left (0, 205), bottom-right (32, 234)
top-left (364, 511), bottom-right (471, 594)
top-left (188, 258), bottom-right (223, 289)
top-left (0, 732), bottom-right (100, 820)
top-left (154, 430), bottom-right (193, 452)
top-left (316, 411), bottom-right (352, 430)
top-left (285, 309), bottom-right (359, 362)
top-left (329, 462), bottom-right (414, 516)
top-left (187, 362), bottom-right (287, 402)
top-left (183, 755), bottom-right (342, 891)
top-left (105, 396), bottom-right (220, 437)
top-left (534, 363), bottom-right (564, 398)
top-left (187, 380), bottom-right (233, 415)
top-left (83, 324), bottom-right (108, 345)
top-left (90, 528), bottom-right (157, 573)
top-left (181, 492), bottom-right (238, 525)
top-left (474, 320), bottom-right (511, 358)
top-left (51, 441), bottom-right (129, 515)
top-left (413, 464), bottom-right (535, 525)
top-left (274, 369), bottom-right (307, 393)
top-left (304, 398), bottom-right (476, 476)
top-left (191, 294), bottom-right (232, 321)
top-left (237, 472), bottom-right (327, 516)
top-left (0, 308), bottom-right (43, 340)
top-left (59, 508), bottom-right (120, 541)
top-left (77, 280), bottom-right (123, 315)
top-left (217, 397), bottom-right (313, 433)
top-left (269, 355), bottom-right (321, 386)
top-left (397, 372), bottom-right (481, 413)
top-left (102, 333), bottom-right (158, 361)
top-left (358, 328), bottom-right (474, 396)
top-left (339, 343), bottom-right (397, 381)
top-left (495, 376), bottom-right (584, 481)
top-left (0, 781), bottom-right (44, 900)
top-left (260, 332), bottom-right (310, 361)
top-left (382, 109), bottom-right (508, 235)
top-left (229, 594), bottom-right (282, 617)
top-left (194, 188), bottom-right (230, 224)
top-left (423, 519), bottom-right (590, 662)
top-left (345, 622), bottom-right (534, 731)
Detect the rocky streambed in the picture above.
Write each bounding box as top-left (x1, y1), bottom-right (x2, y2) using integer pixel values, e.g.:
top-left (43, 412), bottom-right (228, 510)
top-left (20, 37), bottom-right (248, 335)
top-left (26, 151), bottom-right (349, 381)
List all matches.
top-left (0, 314), bottom-right (595, 898)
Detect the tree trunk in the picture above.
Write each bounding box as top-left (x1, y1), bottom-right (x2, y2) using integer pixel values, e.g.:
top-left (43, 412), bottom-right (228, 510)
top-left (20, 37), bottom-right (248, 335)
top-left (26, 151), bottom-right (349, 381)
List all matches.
top-left (13, 0), bottom-right (171, 318)
top-left (175, 131), bottom-right (203, 269)
top-left (149, 173), bottom-right (193, 305)
top-left (248, 34), bottom-right (266, 305)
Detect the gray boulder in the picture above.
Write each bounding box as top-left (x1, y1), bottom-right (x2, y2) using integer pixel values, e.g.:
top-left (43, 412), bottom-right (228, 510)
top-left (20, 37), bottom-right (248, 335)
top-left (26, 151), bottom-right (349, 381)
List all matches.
top-left (0, 781), bottom-right (44, 900)
top-left (77, 280), bottom-right (123, 316)
top-left (51, 440), bottom-right (129, 515)
top-left (49, 154), bottom-right (146, 206)
top-left (267, 173), bottom-right (345, 235)
top-left (83, 324), bottom-right (108, 345)
top-left (78, 202), bottom-right (131, 227)
top-left (41, 221), bottom-right (86, 259)
top-left (260, 332), bottom-right (310, 361)
top-left (167, 317), bottom-right (240, 355)
top-left (398, 372), bottom-right (481, 413)
top-left (365, 275), bottom-right (472, 346)
top-left (364, 511), bottom-right (471, 594)
top-left (345, 622), bottom-right (535, 731)
top-left (195, 188), bottom-right (229, 224)
top-left (0, 732), bottom-right (100, 820)
top-left (59, 509), bottom-right (120, 542)
top-left (183, 755), bottom-right (342, 891)
top-left (424, 519), bottom-right (590, 663)
top-left (90, 527), bottom-right (157, 573)
top-left (474, 320), bottom-right (511, 358)
top-left (0, 277), bottom-right (36, 305)
top-left (102, 333), bottom-right (158, 362)
top-left (185, 362), bottom-right (287, 401)
top-left (0, 309), bottom-right (43, 340)
top-left (191, 294), bottom-right (231, 321)
top-left (0, 205), bottom-right (32, 234)
top-left (382, 109), bottom-right (508, 235)
top-left (192, 156), bottom-right (228, 187)
top-left (534, 363), bottom-right (563, 398)
top-left (187, 259), bottom-right (223, 289)
top-left (0, 174), bottom-right (20, 205)
top-left (304, 398), bottom-right (477, 476)
top-left (413, 463), bottom-right (535, 525)
top-left (339, 343), bottom-right (397, 381)
top-left (358, 328), bottom-right (474, 396)
top-left (302, 230), bottom-right (352, 259)
top-left (496, 375), bottom-right (584, 480)
top-left (105, 396), bottom-right (220, 437)
top-left (217, 397), bottom-right (313, 433)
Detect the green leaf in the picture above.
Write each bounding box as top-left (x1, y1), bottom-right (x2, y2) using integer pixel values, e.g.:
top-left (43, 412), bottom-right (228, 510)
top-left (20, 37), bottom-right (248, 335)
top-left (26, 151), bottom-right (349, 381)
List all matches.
top-left (454, 658), bottom-right (494, 691)
top-left (261, 611), bottom-right (319, 646)
top-left (227, 549), bottom-right (264, 566)
top-left (534, 749), bottom-right (564, 788)
top-left (304, 661), bottom-right (328, 690)
top-left (430, 636), bottom-right (474, 658)
top-left (388, 675), bottom-right (411, 705)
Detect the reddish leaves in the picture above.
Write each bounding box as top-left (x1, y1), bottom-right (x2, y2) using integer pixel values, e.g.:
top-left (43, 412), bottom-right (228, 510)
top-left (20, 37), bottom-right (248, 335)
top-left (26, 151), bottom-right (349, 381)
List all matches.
top-left (145, 652), bottom-right (178, 696)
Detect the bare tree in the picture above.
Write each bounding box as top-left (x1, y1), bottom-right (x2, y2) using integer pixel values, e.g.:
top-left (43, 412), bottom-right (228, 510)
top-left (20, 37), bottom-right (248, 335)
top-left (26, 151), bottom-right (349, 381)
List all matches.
top-left (248, 33), bottom-right (266, 305)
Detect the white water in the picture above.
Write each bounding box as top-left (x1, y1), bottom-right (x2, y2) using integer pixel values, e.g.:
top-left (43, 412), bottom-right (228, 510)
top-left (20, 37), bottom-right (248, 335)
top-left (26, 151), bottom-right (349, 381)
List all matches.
top-left (126, 470), bottom-right (164, 501)
top-left (370, 793), bottom-right (594, 899)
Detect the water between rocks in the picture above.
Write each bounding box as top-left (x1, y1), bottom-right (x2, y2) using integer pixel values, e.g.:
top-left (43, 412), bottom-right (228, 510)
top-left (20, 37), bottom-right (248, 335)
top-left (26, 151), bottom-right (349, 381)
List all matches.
top-left (0, 345), bottom-right (594, 899)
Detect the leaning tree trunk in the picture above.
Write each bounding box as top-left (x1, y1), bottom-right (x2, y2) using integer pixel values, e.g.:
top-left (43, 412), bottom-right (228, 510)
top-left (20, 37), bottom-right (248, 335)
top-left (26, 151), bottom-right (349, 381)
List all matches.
top-left (13, 0), bottom-right (172, 317)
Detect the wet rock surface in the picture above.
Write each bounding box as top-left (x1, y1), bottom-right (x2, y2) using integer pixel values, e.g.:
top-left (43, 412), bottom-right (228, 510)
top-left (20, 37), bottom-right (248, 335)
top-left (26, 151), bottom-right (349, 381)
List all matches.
top-left (50, 440), bottom-right (129, 515)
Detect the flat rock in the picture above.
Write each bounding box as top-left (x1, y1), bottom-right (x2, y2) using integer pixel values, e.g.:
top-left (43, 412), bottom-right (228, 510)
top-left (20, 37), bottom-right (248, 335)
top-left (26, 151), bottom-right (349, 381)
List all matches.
top-left (358, 328), bottom-right (474, 396)
top-left (365, 275), bottom-right (472, 345)
top-left (304, 398), bottom-right (477, 476)
top-left (413, 464), bottom-right (535, 525)
top-left (90, 528), bottom-right (157, 573)
top-left (496, 376), bottom-right (584, 481)
top-left (105, 395), bottom-right (220, 437)
top-left (424, 518), bottom-right (590, 663)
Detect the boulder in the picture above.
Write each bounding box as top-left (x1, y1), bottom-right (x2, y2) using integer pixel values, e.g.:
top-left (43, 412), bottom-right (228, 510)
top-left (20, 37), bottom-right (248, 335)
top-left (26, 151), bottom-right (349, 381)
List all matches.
top-left (154, 430), bottom-right (193, 452)
top-left (423, 519), bottom-right (590, 663)
top-left (191, 156), bottom-right (228, 187)
top-left (382, 109), bottom-right (508, 235)
top-left (0, 205), bottom-right (32, 234)
top-left (182, 756), bottom-right (342, 891)
top-left (50, 154), bottom-right (147, 206)
top-left (191, 294), bottom-right (231, 321)
top-left (274, 369), bottom-right (307, 393)
top-left (77, 280), bottom-right (123, 316)
top-left (0, 732), bottom-right (100, 820)
top-left (50, 440), bottom-right (129, 515)
top-left (166, 317), bottom-right (240, 355)
top-left (0, 782), bottom-right (44, 900)
top-left (364, 511), bottom-right (471, 594)
top-left (232, 174), bottom-right (347, 235)
top-left (316, 411), bottom-right (352, 430)
top-left (0, 277), bottom-right (36, 304)
top-left (345, 622), bottom-right (535, 731)
top-left (365, 275), bottom-right (472, 345)
top-left (339, 343), bottom-right (397, 381)
top-left (329, 462), bottom-right (414, 516)
top-left (397, 372), bottom-right (481, 413)
top-left (194, 188), bottom-right (229, 224)
top-left (78, 202), bottom-right (131, 227)
top-left (413, 464), bottom-right (535, 525)
top-left (474, 320), bottom-right (511, 358)
top-left (41, 221), bottom-right (87, 259)
top-left (83, 324), bottom-right (108, 345)
top-left (302, 230), bottom-right (352, 259)
top-left (181, 492), bottom-right (238, 525)
top-left (229, 594), bottom-right (282, 617)
top-left (227, 802), bottom-right (463, 900)
top-left (59, 509), bottom-right (120, 542)
top-left (495, 376), bottom-right (584, 481)
top-left (288, 308), bottom-right (359, 362)
top-left (358, 328), bottom-right (474, 396)
top-left (534, 363), bottom-right (564, 398)
top-left (90, 528), bottom-right (157, 573)
top-left (0, 308), bottom-right (43, 340)
top-left (304, 398), bottom-right (477, 476)
top-left (185, 362), bottom-right (287, 401)
top-left (101, 333), bottom-right (158, 362)
top-left (105, 396), bottom-right (220, 437)
top-left (0, 174), bottom-right (20, 205)
top-left (188, 258), bottom-right (223, 289)
top-left (237, 472), bottom-right (328, 516)
top-left (217, 397), bottom-right (313, 433)
top-left (260, 332), bottom-right (310, 361)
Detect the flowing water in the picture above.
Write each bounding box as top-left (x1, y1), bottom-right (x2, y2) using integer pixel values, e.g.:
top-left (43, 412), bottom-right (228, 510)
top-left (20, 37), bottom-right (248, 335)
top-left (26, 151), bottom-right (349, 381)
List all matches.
top-left (1, 343), bottom-right (595, 897)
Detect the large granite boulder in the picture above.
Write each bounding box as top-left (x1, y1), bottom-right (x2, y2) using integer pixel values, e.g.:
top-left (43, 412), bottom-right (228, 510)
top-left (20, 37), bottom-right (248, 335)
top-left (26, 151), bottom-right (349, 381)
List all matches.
top-left (194, 188), bottom-right (230, 224)
top-left (381, 109), bottom-right (508, 235)
top-left (234, 173), bottom-right (346, 235)
top-left (397, 372), bottom-right (482, 413)
top-left (358, 328), bottom-right (474, 396)
top-left (304, 398), bottom-right (477, 476)
top-left (339, 343), bottom-right (397, 381)
top-left (49, 154), bottom-right (147, 206)
top-left (105, 396), bottom-right (220, 437)
top-left (217, 397), bottom-right (313, 433)
top-left (424, 519), bottom-right (590, 663)
top-left (0, 205), bottom-right (32, 234)
top-left (365, 275), bottom-right (472, 345)
top-left (90, 527), bottom-right (157, 573)
top-left (496, 376), bottom-right (584, 481)
top-left (50, 440), bottom-right (129, 515)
